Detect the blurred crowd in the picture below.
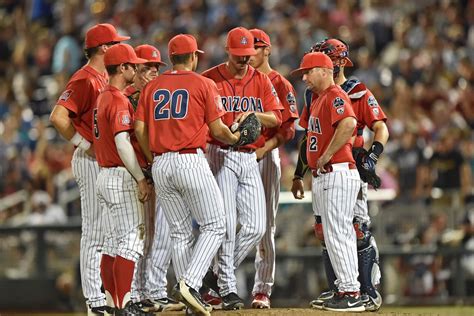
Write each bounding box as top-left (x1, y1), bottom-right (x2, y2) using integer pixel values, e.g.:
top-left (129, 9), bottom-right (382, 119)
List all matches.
top-left (0, 0), bottom-right (474, 303)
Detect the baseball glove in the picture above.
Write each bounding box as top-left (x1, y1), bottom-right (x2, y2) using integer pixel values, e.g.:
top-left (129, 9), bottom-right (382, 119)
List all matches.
top-left (232, 113), bottom-right (262, 147)
top-left (352, 147), bottom-right (381, 189)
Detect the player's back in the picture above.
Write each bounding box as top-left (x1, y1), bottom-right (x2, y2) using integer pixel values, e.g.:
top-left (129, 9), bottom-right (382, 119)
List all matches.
top-left (138, 69), bottom-right (220, 154)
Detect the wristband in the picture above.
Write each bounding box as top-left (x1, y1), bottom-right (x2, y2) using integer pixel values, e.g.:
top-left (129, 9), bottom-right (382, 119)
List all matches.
top-left (368, 141), bottom-right (384, 161)
top-left (293, 175), bottom-right (303, 181)
top-left (70, 132), bottom-right (91, 151)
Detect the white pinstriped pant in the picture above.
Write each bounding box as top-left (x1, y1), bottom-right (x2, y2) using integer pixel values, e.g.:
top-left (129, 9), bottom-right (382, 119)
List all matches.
top-left (312, 166), bottom-right (361, 292)
top-left (71, 148), bottom-right (106, 308)
top-left (133, 200), bottom-right (172, 300)
top-left (253, 148), bottom-right (281, 297)
top-left (96, 167), bottom-right (145, 262)
top-left (354, 181), bottom-right (370, 225)
top-left (207, 144), bottom-right (266, 296)
top-left (152, 150), bottom-right (225, 291)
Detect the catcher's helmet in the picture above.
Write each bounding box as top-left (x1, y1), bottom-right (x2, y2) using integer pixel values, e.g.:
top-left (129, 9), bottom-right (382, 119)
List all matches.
top-left (308, 38), bottom-right (353, 75)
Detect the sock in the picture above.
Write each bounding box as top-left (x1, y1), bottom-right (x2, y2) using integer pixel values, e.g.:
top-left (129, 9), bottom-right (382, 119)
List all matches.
top-left (113, 256), bottom-right (136, 309)
top-left (100, 254), bottom-right (116, 307)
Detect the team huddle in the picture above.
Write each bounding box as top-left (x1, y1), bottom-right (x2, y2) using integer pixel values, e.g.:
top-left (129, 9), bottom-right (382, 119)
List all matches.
top-left (49, 23), bottom-right (388, 315)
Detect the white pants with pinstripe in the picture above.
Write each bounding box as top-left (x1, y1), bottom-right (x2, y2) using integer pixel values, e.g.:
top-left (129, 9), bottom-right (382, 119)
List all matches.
top-left (354, 182), bottom-right (370, 225)
top-left (133, 201), bottom-right (173, 300)
top-left (71, 148), bottom-right (106, 308)
top-left (152, 150), bottom-right (225, 291)
top-left (207, 144), bottom-right (266, 296)
top-left (253, 148), bottom-right (280, 297)
top-left (312, 166), bottom-right (361, 292)
top-left (96, 167), bottom-right (145, 262)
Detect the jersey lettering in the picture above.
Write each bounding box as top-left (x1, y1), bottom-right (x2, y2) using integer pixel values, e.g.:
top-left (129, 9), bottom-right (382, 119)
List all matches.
top-left (221, 96), bottom-right (264, 112)
top-left (308, 117), bottom-right (322, 134)
top-left (154, 89), bottom-right (189, 120)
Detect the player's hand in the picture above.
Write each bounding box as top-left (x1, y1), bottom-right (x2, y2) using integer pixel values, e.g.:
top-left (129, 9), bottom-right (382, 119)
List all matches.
top-left (234, 111), bottom-right (252, 124)
top-left (291, 178), bottom-right (305, 199)
top-left (255, 147), bottom-right (266, 161)
top-left (137, 178), bottom-right (151, 203)
top-left (317, 153), bottom-right (332, 173)
top-left (85, 144), bottom-right (96, 159)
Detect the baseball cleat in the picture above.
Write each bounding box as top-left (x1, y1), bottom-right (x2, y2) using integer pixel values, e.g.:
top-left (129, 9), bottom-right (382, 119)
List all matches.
top-left (309, 290), bottom-right (335, 309)
top-left (222, 292), bottom-right (244, 310)
top-left (322, 292), bottom-right (365, 312)
top-left (361, 291), bottom-right (382, 312)
top-left (252, 293), bottom-right (270, 309)
top-left (135, 297), bottom-right (186, 312)
top-left (173, 280), bottom-right (212, 316)
top-left (115, 301), bottom-right (154, 315)
top-left (88, 305), bottom-right (115, 315)
top-left (202, 291), bottom-right (223, 309)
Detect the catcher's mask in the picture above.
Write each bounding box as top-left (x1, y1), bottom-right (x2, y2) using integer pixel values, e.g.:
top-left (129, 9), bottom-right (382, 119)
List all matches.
top-left (307, 38), bottom-right (353, 77)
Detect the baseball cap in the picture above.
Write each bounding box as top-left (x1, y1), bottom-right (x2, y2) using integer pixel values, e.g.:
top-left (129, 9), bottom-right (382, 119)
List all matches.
top-left (168, 34), bottom-right (204, 56)
top-left (250, 28), bottom-right (271, 47)
top-left (104, 44), bottom-right (148, 66)
top-left (85, 23), bottom-right (130, 49)
top-left (135, 45), bottom-right (167, 66)
top-left (291, 52), bottom-right (334, 77)
top-left (226, 27), bottom-right (257, 56)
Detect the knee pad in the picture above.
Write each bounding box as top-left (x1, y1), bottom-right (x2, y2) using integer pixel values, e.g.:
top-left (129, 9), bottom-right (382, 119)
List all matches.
top-left (313, 216), bottom-right (325, 245)
top-left (354, 217), bottom-right (381, 298)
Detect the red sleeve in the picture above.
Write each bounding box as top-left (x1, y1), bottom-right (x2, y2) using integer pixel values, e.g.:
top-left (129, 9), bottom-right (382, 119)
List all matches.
top-left (360, 90), bottom-right (387, 129)
top-left (57, 79), bottom-right (91, 116)
top-left (277, 80), bottom-right (299, 123)
top-left (328, 91), bottom-right (356, 126)
top-left (299, 106), bottom-right (309, 129)
top-left (262, 75), bottom-right (284, 114)
top-left (111, 96), bottom-right (134, 135)
top-left (204, 80), bottom-right (226, 124)
top-left (277, 120), bottom-right (296, 141)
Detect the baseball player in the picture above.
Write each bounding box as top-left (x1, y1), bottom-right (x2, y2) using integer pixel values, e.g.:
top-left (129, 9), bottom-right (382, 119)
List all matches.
top-left (123, 44), bottom-right (185, 313)
top-left (292, 39), bottom-right (388, 311)
top-left (49, 23), bottom-right (129, 315)
top-left (248, 28), bottom-right (299, 309)
top-left (291, 52), bottom-right (364, 312)
top-left (134, 34), bottom-right (244, 316)
top-left (93, 43), bottom-right (153, 315)
top-left (201, 26), bottom-right (283, 310)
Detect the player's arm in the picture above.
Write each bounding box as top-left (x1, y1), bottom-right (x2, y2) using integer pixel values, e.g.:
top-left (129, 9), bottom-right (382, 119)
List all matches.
top-left (50, 104), bottom-right (94, 156)
top-left (254, 111), bottom-right (281, 128)
top-left (115, 131), bottom-right (150, 202)
top-left (291, 132), bottom-right (309, 199)
top-left (208, 118), bottom-right (240, 145)
top-left (317, 117), bottom-right (357, 171)
top-left (134, 120), bottom-right (153, 164)
top-left (257, 120), bottom-right (296, 160)
top-left (367, 120), bottom-right (389, 163)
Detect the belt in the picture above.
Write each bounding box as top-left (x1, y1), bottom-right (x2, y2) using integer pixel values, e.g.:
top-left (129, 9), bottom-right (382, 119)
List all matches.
top-left (312, 162), bottom-right (356, 177)
top-left (154, 148), bottom-right (199, 157)
top-left (219, 145), bottom-right (255, 153)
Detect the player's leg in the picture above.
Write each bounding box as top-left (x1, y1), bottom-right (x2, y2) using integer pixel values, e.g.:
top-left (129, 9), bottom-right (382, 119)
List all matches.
top-left (71, 148), bottom-right (107, 313)
top-left (318, 170), bottom-right (364, 312)
top-left (353, 182), bottom-right (382, 311)
top-left (252, 149), bottom-right (280, 308)
top-left (206, 145), bottom-right (239, 303)
top-left (104, 168), bottom-right (146, 313)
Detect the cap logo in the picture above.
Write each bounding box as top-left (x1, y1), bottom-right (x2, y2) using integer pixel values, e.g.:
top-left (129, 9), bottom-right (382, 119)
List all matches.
top-left (152, 50), bottom-right (158, 58)
top-left (240, 36), bottom-right (248, 45)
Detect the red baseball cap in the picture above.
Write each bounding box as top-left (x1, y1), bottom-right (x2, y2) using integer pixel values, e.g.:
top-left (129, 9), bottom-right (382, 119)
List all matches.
top-left (104, 44), bottom-right (148, 66)
top-left (226, 27), bottom-right (257, 56)
top-left (250, 28), bottom-right (271, 47)
top-left (135, 45), bottom-right (167, 66)
top-left (168, 34), bottom-right (204, 56)
top-left (85, 23), bottom-right (130, 49)
top-left (291, 52), bottom-right (334, 77)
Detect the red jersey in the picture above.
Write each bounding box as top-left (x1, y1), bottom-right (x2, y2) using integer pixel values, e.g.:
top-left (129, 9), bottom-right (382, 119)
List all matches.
top-left (136, 70), bottom-right (225, 154)
top-left (299, 85), bottom-right (356, 170)
top-left (340, 79), bottom-right (387, 148)
top-left (56, 65), bottom-right (108, 142)
top-left (94, 85), bottom-right (147, 168)
top-left (262, 70), bottom-right (299, 141)
top-left (202, 64), bottom-right (283, 149)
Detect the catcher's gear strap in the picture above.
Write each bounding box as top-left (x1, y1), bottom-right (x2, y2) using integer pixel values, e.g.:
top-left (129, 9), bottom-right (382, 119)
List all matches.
top-left (358, 237), bottom-right (380, 298)
top-left (341, 78), bottom-right (367, 99)
top-left (314, 215), bottom-right (324, 243)
top-left (294, 133), bottom-right (309, 179)
top-left (353, 217), bottom-right (372, 250)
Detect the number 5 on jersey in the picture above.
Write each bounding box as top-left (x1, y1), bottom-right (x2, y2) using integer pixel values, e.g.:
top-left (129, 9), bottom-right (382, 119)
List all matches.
top-left (154, 89), bottom-right (189, 120)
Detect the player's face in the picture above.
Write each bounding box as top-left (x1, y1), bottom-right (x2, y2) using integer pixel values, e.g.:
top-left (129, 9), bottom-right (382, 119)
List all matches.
top-left (249, 47), bottom-right (265, 68)
top-left (123, 63), bottom-right (137, 85)
top-left (303, 68), bottom-right (324, 91)
top-left (138, 63), bottom-right (159, 80)
top-left (228, 53), bottom-right (251, 72)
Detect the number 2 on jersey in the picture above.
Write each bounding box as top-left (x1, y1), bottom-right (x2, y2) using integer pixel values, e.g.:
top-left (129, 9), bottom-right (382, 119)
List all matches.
top-left (154, 89), bottom-right (189, 120)
top-left (309, 136), bottom-right (318, 151)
